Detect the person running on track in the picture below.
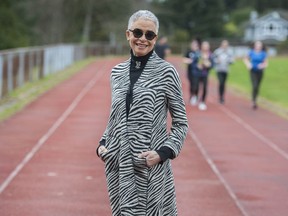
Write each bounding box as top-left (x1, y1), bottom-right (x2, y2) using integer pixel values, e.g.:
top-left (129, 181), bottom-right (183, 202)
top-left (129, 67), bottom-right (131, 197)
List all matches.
top-left (243, 40), bottom-right (268, 110)
top-left (194, 41), bottom-right (213, 111)
top-left (213, 40), bottom-right (234, 104)
top-left (183, 39), bottom-right (201, 106)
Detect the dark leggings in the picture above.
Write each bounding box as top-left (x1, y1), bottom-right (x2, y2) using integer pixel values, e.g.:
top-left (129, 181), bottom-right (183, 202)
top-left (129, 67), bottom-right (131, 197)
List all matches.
top-left (187, 71), bottom-right (194, 97)
top-left (217, 72), bottom-right (228, 100)
top-left (250, 70), bottom-right (263, 103)
top-left (193, 75), bottom-right (208, 102)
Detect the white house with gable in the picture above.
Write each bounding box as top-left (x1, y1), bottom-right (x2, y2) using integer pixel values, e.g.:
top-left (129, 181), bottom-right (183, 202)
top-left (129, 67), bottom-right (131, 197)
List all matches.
top-left (244, 11), bottom-right (288, 43)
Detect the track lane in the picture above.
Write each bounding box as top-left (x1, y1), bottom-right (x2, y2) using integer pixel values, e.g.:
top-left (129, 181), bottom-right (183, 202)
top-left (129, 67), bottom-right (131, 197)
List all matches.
top-left (171, 56), bottom-right (288, 216)
top-left (0, 56), bottom-right (287, 216)
top-left (0, 58), bottom-right (120, 215)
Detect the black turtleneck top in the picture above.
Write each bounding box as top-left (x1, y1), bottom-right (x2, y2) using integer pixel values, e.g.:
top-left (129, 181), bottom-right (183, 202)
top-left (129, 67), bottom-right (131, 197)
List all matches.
top-left (126, 50), bottom-right (153, 118)
top-left (98, 50), bottom-right (173, 162)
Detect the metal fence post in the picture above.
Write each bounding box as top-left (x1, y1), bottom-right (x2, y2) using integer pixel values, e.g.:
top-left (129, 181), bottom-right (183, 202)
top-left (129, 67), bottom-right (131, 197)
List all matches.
top-left (0, 55), bottom-right (3, 99)
top-left (18, 52), bottom-right (25, 87)
top-left (43, 47), bottom-right (49, 77)
top-left (29, 51), bottom-right (34, 81)
top-left (7, 53), bottom-right (14, 93)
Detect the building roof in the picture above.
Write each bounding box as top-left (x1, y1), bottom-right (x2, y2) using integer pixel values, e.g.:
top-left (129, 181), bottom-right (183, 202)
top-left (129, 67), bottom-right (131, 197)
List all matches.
top-left (243, 10), bottom-right (288, 44)
top-left (253, 11), bottom-right (288, 24)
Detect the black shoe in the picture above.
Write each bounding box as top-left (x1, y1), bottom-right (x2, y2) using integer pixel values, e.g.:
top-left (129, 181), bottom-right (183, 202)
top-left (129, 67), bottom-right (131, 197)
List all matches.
top-left (252, 103), bottom-right (258, 110)
top-left (219, 98), bottom-right (225, 104)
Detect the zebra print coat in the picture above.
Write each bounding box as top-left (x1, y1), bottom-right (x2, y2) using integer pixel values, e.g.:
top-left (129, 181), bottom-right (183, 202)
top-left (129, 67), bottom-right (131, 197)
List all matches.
top-left (100, 52), bottom-right (188, 216)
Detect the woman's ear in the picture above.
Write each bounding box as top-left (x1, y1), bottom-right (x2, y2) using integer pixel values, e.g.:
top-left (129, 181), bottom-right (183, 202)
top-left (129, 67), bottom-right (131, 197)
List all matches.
top-left (126, 30), bottom-right (130, 41)
top-left (153, 35), bottom-right (158, 45)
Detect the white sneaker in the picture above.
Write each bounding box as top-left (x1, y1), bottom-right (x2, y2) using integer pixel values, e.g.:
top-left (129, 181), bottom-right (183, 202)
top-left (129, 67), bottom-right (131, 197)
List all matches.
top-left (190, 96), bottom-right (198, 106)
top-left (198, 102), bottom-right (207, 111)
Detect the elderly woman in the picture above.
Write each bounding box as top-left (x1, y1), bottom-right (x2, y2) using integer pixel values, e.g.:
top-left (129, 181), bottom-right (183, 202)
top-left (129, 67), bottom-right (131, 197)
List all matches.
top-left (96, 10), bottom-right (188, 215)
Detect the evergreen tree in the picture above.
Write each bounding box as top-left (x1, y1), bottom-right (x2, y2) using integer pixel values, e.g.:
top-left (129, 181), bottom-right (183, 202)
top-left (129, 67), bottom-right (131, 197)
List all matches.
top-left (153, 0), bottom-right (226, 39)
top-left (0, 0), bottom-right (30, 49)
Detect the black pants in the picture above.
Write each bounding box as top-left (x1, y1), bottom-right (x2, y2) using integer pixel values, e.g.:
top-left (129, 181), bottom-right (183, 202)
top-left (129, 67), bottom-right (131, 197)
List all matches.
top-left (193, 75), bottom-right (208, 102)
top-left (250, 70), bottom-right (263, 103)
top-left (217, 72), bottom-right (228, 100)
top-left (187, 71), bottom-right (194, 97)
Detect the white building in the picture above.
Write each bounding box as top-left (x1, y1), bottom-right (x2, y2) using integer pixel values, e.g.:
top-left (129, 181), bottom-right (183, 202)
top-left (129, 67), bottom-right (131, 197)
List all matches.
top-left (244, 11), bottom-right (288, 43)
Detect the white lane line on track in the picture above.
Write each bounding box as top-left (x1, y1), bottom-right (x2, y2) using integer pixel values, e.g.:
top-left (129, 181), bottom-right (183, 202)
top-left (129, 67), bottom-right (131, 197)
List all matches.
top-left (188, 129), bottom-right (249, 216)
top-left (218, 105), bottom-right (288, 161)
top-left (0, 63), bottom-right (108, 194)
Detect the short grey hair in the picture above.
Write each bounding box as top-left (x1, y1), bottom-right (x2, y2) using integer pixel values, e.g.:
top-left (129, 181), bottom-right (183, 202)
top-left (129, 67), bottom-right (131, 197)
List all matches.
top-left (128, 10), bottom-right (159, 34)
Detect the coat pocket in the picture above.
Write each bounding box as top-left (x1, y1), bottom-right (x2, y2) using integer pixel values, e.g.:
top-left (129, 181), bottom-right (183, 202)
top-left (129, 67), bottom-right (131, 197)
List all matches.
top-left (102, 135), bottom-right (120, 171)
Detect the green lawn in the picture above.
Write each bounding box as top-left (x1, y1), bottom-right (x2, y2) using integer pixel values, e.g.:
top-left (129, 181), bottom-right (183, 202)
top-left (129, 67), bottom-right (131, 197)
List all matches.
top-left (224, 57), bottom-right (288, 108)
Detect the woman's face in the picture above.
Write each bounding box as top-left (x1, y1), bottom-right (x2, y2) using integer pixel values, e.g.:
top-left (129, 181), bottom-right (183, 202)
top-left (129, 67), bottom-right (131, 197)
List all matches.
top-left (126, 19), bottom-right (158, 56)
top-left (221, 40), bottom-right (229, 49)
top-left (254, 41), bottom-right (263, 51)
top-left (201, 42), bottom-right (210, 52)
top-left (190, 41), bottom-right (199, 51)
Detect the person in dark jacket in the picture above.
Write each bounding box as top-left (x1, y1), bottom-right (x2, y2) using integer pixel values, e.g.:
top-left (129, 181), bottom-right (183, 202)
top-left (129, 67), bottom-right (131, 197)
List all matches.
top-left (183, 39), bottom-right (201, 106)
top-left (154, 36), bottom-right (171, 59)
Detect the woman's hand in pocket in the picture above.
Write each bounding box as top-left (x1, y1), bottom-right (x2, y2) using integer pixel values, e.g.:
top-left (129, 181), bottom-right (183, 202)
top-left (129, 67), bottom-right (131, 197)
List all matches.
top-left (138, 151), bottom-right (161, 167)
top-left (97, 146), bottom-right (108, 161)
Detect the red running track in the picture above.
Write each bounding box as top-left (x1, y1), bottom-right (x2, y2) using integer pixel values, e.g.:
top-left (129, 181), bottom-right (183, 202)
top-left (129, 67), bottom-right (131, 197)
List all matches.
top-left (0, 56), bottom-right (287, 216)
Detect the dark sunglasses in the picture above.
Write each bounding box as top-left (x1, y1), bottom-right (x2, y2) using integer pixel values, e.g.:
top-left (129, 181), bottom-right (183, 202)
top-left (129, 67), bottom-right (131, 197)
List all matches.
top-left (129, 28), bottom-right (157, 40)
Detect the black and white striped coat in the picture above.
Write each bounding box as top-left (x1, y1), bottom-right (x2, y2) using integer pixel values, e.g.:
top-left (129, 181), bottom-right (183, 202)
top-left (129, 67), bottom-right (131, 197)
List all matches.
top-left (100, 52), bottom-right (188, 215)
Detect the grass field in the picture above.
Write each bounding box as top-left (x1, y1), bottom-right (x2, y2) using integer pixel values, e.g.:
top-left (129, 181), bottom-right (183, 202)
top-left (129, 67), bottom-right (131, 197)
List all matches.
top-left (219, 57), bottom-right (288, 109)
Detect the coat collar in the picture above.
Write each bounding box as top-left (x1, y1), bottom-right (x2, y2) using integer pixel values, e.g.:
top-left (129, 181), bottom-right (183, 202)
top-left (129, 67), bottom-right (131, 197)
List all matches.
top-left (121, 51), bottom-right (160, 80)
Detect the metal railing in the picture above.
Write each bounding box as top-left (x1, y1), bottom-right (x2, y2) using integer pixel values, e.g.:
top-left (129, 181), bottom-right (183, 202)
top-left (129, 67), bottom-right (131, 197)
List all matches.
top-left (0, 41), bottom-right (277, 99)
top-left (0, 43), bottom-right (129, 99)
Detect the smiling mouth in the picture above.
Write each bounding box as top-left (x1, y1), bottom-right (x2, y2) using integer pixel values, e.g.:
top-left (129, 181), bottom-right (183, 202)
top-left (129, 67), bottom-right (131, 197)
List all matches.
top-left (136, 43), bottom-right (148, 48)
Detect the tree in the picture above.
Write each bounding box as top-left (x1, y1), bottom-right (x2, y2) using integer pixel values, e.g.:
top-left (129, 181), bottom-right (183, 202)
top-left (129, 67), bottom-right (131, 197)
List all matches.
top-left (2, 0), bottom-right (288, 49)
top-left (152, 0), bottom-right (226, 40)
top-left (0, 0), bottom-right (30, 49)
